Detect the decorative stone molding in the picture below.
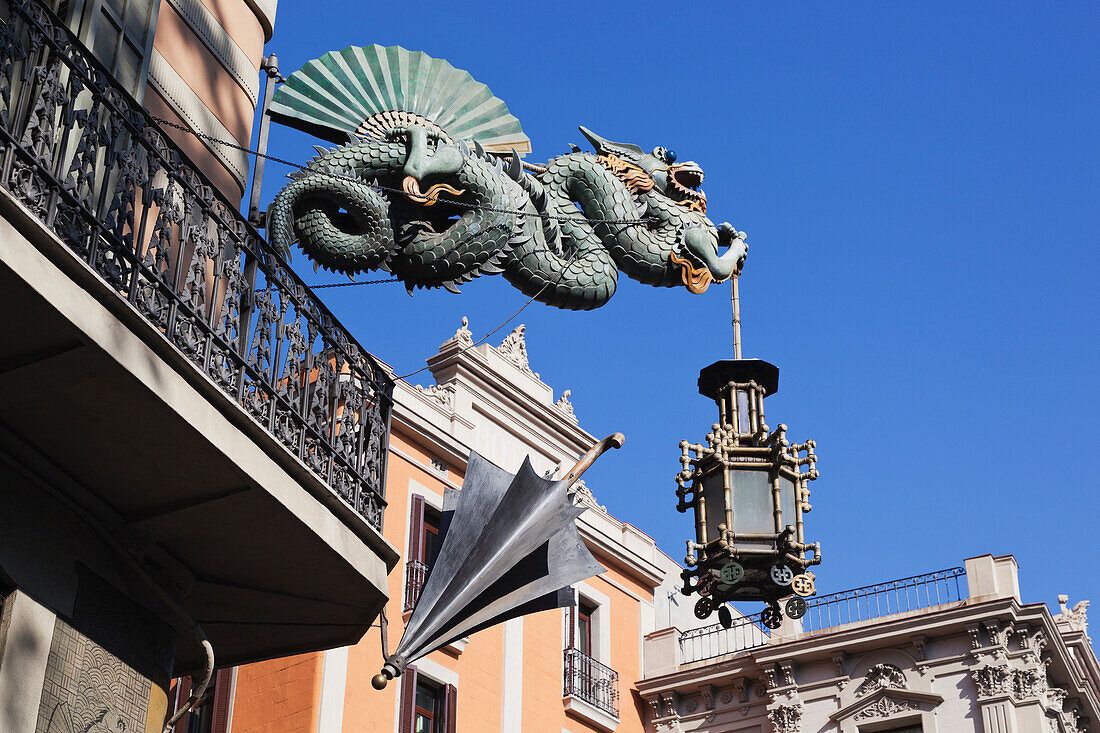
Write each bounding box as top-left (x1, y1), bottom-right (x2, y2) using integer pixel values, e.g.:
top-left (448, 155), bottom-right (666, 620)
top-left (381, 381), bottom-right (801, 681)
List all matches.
top-left (968, 623), bottom-right (983, 649)
top-left (778, 660), bottom-right (796, 688)
top-left (569, 479), bottom-right (606, 512)
top-left (912, 635), bottom-right (928, 662)
top-left (854, 696), bottom-right (919, 720)
top-left (700, 685), bottom-right (715, 710)
top-left (1057, 595), bottom-right (1090, 638)
top-left (496, 325), bottom-right (538, 377)
top-left (660, 692), bottom-right (679, 719)
top-left (985, 620), bottom-right (1004, 647)
top-left (734, 677), bottom-right (749, 703)
top-left (555, 389), bottom-right (575, 415)
top-left (830, 688), bottom-right (944, 731)
top-left (855, 663), bottom-right (907, 697)
top-left (971, 662), bottom-right (1012, 698)
top-left (685, 697), bottom-right (698, 714)
top-left (415, 383), bottom-right (457, 414)
top-left (761, 666), bottom-right (779, 690)
top-left (720, 689), bottom-right (734, 705)
top-left (767, 701), bottom-right (803, 733)
top-left (453, 316), bottom-right (473, 346)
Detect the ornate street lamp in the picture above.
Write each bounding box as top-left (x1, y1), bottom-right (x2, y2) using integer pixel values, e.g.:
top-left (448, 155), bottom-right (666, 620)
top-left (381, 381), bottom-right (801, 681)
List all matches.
top-left (675, 280), bottom-right (822, 630)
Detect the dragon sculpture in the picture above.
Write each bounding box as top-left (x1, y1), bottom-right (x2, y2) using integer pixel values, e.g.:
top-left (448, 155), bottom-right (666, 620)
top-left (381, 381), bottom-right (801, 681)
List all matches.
top-left (266, 46), bottom-right (748, 311)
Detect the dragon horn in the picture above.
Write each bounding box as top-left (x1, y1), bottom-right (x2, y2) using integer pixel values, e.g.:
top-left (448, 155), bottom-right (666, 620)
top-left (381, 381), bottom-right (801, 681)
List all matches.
top-left (578, 126), bottom-right (645, 162)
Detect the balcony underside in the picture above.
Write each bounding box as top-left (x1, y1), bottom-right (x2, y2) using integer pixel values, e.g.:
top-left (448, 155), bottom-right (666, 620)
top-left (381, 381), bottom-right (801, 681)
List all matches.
top-left (0, 191), bottom-right (398, 671)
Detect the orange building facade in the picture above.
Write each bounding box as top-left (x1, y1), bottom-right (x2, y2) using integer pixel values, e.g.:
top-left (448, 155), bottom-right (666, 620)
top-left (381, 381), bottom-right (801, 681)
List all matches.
top-left (222, 320), bottom-right (691, 733)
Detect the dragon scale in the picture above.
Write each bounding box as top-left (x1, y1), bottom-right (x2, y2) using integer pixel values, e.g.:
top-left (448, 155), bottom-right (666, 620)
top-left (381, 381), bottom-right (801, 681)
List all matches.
top-left (268, 125), bottom-right (748, 311)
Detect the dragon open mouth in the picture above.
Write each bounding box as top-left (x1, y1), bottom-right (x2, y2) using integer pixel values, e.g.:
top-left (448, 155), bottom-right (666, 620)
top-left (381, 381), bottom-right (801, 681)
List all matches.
top-left (669, 164), bottom-right (707, 213)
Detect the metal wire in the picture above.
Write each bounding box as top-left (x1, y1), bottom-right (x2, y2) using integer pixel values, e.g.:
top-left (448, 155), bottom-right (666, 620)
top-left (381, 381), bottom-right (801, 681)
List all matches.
top-left (148, 115), bottom-right (656, 225)
top-left (147, 115), bottom-right (619, 380)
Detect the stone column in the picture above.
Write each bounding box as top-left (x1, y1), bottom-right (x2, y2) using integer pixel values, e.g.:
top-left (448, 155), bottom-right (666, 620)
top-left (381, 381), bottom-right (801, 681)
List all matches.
top-left (3, 570), bottom-right (177, 733)
top-left (0, 591), bottom-right (56, 732)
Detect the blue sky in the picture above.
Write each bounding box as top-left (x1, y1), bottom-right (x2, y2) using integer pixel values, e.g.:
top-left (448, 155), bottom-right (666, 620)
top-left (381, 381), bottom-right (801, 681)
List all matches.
top-left (253, 2), bottom-right (1100, 614)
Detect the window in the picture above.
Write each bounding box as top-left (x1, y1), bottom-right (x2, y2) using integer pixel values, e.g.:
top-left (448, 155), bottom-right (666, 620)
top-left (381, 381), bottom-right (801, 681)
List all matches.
top-left (421, 505), bottom-right (441, 567)
top-left (170, 669), bottom-right (233, 733)
top-left (576, 602), bottom-right (595, 656)
top-left (399, 666), bottom-right (456, 733)
top-left (47, 0), bottom-right (159, 99)
top-left (414, 679), bottom-right (441, 733)
top-left (404, 494), bottom-right (441, 611)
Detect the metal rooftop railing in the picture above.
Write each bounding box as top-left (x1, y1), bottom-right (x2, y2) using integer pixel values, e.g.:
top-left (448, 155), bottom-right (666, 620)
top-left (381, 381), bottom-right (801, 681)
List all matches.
top-left (680, 567), bottom-right (969, 664)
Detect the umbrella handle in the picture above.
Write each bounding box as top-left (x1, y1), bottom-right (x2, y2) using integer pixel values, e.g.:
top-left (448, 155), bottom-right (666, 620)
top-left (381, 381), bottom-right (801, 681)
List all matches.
top-left (563, 433), bottom-right (626, 487)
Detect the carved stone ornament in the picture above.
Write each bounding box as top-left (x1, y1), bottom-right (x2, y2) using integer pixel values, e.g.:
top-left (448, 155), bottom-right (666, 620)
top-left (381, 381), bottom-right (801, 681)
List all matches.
top-left (971, 661), bottom-right (1058, 704)
top-left (496, 325), bottom-right (532, 373)
top-left (971, 662), bottom-right (1011, 698)
top-left (720, 689), bottom-right (735, 705)
top-left (569, 479), bottom-right (606, 512)
top-left (454, 316), bottom-right (473, 346)
top-left (555, 389), bottom-right (575, 415)
top-left (1057, 595), bottom-right (1091, 638)
top-left (416, 383), bottom-right (457, 413)
top-left (854, 697), bottom-right (918, 720)
top-left (855, 664), bottom-right (907, 697)
top-left (660, 691), bottom-right (680, 720)
top-left (779, 660), bottom-right (796, 688)
top-left (968, 624), bottom-right (983, 649)
top-left (700, 685), bottom-right (715, 710)
top-left (768, 702), bottom-right (804, 733)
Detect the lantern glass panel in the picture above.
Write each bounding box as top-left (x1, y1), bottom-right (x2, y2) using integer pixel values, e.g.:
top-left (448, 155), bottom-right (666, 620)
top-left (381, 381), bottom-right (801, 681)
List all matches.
top-left (736, 389), bottom-right (751, 434)
top-left (728, 469), bottom-right (773, 549)
top-left (701, 471), bottom-right (728, 547)
top-left (779, 475), bottom-right (797, 534)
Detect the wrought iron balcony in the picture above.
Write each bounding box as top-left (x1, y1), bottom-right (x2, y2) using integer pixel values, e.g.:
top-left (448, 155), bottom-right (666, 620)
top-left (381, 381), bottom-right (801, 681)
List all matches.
top-left (403, 559), bottom-right (428, 612)
top-left (563, 647), bottom-right (620, 719)
top-left (0, 0), bottom-right (392, 530)
top-left (680, 567), bottom-right (969, 664)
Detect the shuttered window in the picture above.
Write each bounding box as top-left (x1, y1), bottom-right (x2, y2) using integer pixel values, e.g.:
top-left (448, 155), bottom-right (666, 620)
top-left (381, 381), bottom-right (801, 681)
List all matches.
top-left (170, 669), bottom-right (233, 733)
top-left (399, 666), bottom-right (456, 733)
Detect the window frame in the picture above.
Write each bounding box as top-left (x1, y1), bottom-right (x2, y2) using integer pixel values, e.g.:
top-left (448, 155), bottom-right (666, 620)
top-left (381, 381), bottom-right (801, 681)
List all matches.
top-left (49, 0), bottom-right (160, 100)
top-left (399, 665), bottom-right (457, 733)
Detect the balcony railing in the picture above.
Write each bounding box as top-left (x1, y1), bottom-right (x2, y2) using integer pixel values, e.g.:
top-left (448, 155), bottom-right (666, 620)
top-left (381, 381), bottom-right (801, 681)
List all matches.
top-left (564, 647), bottom-right (619, 719)
top-left (679, 567), bottom-right (969, 664)
top-left (801, 566), bottom-right (967, 632)
top-left (0, 0), bottom-right (393, 530)
top-left (403, 559), bottom-right (427, 612)
top-left (680, 611), bottom-right (771, 665)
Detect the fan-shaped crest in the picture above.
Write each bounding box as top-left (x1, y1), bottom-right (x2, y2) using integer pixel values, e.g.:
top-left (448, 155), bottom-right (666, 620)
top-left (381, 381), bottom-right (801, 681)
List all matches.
top-left (269, 44), bottom-right (531, 154)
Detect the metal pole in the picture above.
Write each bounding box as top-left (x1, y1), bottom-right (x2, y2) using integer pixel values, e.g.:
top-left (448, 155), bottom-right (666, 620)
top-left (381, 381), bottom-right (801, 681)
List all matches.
top-left (248, 54), bottom-right (285, 226)
top-left (731, 275), bottom-right (742, 359)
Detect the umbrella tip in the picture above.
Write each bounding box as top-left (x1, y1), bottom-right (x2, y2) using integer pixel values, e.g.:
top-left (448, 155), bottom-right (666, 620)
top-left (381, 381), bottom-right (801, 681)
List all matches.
top-left (372, 662), bottom-right (400, 690)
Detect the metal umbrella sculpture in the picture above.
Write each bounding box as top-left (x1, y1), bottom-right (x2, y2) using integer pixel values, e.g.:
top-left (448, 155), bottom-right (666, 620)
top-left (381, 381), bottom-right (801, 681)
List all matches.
top-left (371, 434), bottom-right (625, 689)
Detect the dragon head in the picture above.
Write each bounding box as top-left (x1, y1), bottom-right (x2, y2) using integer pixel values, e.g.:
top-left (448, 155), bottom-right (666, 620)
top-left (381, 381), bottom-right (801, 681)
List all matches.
top-left (579, 127), bottom-right (747, 292)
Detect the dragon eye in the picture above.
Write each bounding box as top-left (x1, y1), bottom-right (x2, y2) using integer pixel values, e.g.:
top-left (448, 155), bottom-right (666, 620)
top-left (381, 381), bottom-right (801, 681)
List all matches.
top-left (665, 149), bottom-right (677, 163)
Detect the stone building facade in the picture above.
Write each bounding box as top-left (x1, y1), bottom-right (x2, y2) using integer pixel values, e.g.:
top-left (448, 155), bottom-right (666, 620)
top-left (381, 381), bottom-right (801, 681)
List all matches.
top-left (638, 555), bottom-right (1097, 733)
top-left (223, 320), bottom-right (693, 733)
top-left (0, 0), bottom-right (403, 730)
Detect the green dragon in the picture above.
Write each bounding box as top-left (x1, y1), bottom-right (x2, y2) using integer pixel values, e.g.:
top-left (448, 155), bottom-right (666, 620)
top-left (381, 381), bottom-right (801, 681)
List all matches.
top-left (268, 125), bottom-right (747, 310)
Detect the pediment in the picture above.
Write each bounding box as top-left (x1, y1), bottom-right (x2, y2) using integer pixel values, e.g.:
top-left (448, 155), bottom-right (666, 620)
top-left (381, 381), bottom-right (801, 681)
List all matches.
top-left (830, 687), bottom-right (944, 722)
